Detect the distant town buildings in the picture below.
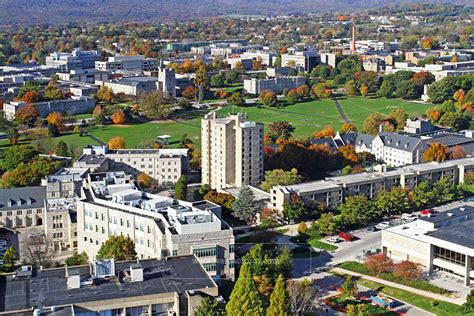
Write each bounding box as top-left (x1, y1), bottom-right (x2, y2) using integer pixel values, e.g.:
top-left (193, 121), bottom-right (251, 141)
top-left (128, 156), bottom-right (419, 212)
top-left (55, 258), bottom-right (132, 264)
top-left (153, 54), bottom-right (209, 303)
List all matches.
top-left (281, 51), bottom-right (320, 72)
top-left (201, 112), bottom-right (264, 191)
top-left (45, 49), bottom-right (101, 72)
top-left (3, 96), bottom-right (96, 120)
top-left (244, 76), bottom-right (306, 94)
top-left (95, 55), bottom-right (157, 72)
top-left (57, 68), bottom-right (110, 84)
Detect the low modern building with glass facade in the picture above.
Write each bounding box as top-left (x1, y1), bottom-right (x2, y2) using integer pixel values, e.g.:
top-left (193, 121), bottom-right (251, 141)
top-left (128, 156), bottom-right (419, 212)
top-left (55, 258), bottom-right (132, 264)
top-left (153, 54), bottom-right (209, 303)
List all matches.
top-left (382, 202), bottom-right (474, 286)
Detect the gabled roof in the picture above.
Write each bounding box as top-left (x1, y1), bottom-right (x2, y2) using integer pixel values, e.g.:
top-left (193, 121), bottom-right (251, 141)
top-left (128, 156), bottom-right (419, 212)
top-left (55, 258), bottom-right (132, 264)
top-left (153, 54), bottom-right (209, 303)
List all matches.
top-left (378, 132), bottom-right (424, 152)
top-left (0, 186), bottom-right (46, 211)
top-left (355, 133), bottom-right (374, 149)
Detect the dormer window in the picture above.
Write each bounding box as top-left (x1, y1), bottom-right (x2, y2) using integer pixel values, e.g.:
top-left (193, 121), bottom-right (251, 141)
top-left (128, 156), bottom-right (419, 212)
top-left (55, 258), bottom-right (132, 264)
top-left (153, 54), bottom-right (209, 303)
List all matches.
top-left (396, 141), bottom-right (400, 146)
top-left (7, 199), bottom-right (13, 207)
top-left (27, 197), bottom-right (33, 205)
top-left (17, 199), bottom-right (22, 206)
top-left (405, 143), bottom-right (409, 148)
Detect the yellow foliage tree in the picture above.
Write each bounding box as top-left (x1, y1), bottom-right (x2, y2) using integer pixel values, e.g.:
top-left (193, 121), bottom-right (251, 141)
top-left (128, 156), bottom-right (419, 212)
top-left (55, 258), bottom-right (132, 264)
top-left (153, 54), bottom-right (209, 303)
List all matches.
top-left (47, 112), bottom-right (64, 127)
top-left (137, 173), bottom-right (153, 188)
top-left (108, 136), bottom-right (126, 149)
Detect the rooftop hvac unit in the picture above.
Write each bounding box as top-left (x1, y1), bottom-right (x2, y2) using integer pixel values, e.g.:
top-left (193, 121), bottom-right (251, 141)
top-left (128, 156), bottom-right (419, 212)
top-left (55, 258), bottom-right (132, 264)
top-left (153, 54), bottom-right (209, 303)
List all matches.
top-left (447, 213), bottom-right (454, 217)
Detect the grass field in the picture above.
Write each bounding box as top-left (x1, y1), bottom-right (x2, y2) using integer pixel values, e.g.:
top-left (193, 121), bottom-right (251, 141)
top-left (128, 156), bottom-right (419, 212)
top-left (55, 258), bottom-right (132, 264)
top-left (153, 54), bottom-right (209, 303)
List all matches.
top-left (0, 96), bottom-right (433, 151)
top-left (338, 96), bottom-right (432, 129)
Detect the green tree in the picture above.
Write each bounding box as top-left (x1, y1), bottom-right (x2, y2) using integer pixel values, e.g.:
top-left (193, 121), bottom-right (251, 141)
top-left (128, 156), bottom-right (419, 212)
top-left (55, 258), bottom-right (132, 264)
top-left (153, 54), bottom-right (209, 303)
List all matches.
top-left (463, 289), bottom-right (474, 314)
top-left (194, 297), bottom-right (223, 316)
top-left (174, 175), bottom-right (188, 200)
top-left (226, 263), bottom-right (265, 316)
top-left (395, 80), bottom-right (417, 99)
top-left (389, 108), bottom-right (408, 131)
top-left (232, 186), bottom-right (260, 223)
top-left (363, 113), bottom-right (384, 135)
top-left (274, 247), bottom-right (293, 279)
top-left (243, 244), bottom-right (274, 276)
top-left (432, 178), bottom-right (457, 205)
top-left (55, 141), bottom-right (70, 157)
top-left (44, 85), bottom-right (63, 100)
top-left (339, 195), bottom-right (376, 227)
top-left (97, 235), bottom-right (137, 261)
top-left (0, 145), bottom-right (38, 171)
top-left (227, 92), bottom-right (245, 107)
top-left (260, 168), bottom-right (303, 192)
top-left (2, 246), bottom-right (17, 272)
top-left (413, 181), bottom-right (435, 209)
top-left (210, 73), bottom-right (225, 87)
top-left (282, 195), bottom-right (306, 223)
top-left (65, 251), bottom-right (88, 266)
top-left (225, 70), bottom-right (239, 84)
top-left (195, 65), bottom-right (210, 101)
top-left (140, 91), bottom-right (172, 120)
top-left (341, 276), bottom-right (358, 298)
top-left (266, 274), bottom-right (291, 316)
top-left (375, 187), bottom-right (412, 216)
top-left (316, 212), bottom-right (340, 236)
top-left (378, 79), bottom-right (396, 98)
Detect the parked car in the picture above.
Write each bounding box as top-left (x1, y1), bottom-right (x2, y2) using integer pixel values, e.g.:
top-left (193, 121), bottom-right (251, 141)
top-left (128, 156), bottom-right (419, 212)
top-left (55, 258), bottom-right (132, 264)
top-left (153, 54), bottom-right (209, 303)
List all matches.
top-left (401, 213), bottom-right (419, 221)
top-left (421, 209), bottom-right (433, 215)
top-left (376, 221), bottom-right (391, 229)
top-left (366, 225), bottom-right (378, 232)
top-left (328, 236), bottom-right (342, 243)
top-left (338, 232), bottom-right (355, 242)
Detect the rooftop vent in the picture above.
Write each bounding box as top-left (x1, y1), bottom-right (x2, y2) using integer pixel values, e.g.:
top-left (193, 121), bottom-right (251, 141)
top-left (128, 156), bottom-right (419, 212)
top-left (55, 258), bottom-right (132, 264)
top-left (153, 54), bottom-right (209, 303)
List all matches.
top-left (67, 269), bottom-right (81, 289)
top-left (460, 207), bottom-right (465, 211)
top-left (130, 263), bottom-right (144, 282)
top-left (447, 212), bottom-right (454, 217)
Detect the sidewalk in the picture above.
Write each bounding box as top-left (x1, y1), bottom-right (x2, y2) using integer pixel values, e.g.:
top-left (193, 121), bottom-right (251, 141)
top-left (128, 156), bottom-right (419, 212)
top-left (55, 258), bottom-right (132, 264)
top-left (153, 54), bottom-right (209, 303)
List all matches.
top-left (332, 267), bottom-right (465, 305)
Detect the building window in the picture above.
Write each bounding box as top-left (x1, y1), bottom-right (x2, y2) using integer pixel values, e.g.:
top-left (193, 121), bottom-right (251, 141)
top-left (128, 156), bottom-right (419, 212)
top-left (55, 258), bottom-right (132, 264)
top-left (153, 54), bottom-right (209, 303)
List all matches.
top-left (229, 244), bottom-right (235, 253)
top-left (172, 250), bottom-right (178, 256)
top-left (202, 263), bottom-right (217, 272)
top-left (193, 247), bottom-right (216, 257)
top-left (229, 260), bottom-right (235, 269)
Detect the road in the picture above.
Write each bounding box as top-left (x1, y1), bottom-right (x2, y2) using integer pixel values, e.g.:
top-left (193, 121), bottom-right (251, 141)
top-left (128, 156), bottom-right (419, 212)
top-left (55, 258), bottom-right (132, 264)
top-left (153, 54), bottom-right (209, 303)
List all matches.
top-left (292, 228), bottom-right (382, 278)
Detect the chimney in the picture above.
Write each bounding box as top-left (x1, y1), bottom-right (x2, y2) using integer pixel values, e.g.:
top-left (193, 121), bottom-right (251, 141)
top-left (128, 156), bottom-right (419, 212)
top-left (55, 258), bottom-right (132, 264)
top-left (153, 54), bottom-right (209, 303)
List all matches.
top-left (379, 124), bottom-right (383, 133)
top-left (351, 25), bottom-right (356, 54)
top-left (130, 263), bottom-right (144, 282)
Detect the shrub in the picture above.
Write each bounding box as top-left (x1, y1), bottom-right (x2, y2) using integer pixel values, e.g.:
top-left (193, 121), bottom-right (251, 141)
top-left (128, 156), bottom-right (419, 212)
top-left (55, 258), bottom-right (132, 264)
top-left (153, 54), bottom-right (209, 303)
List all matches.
top-left (364, 254), bottom-right (393, 274)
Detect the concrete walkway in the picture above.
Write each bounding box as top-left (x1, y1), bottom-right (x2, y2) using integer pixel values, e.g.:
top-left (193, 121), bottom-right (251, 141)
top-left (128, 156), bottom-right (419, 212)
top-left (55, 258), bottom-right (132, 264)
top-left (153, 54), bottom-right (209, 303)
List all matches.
top-left (332, 96), bottom-right (350, 123)
top-left (332, 267), bottom-right (465, 305)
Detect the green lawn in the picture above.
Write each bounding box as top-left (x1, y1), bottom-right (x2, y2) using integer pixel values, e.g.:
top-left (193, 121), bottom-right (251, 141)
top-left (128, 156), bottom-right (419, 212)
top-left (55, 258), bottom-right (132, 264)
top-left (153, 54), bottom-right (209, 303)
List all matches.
top-left (357, 279), bottom-right (471, 316)
top-left (338, 261), bottom-right (448, 294)
top-left (338, 96), bottom-right (432, 129)
top-left (289, 234), bottom-right (338, 252)
top-left (0, 96), bottom-right (434, 152)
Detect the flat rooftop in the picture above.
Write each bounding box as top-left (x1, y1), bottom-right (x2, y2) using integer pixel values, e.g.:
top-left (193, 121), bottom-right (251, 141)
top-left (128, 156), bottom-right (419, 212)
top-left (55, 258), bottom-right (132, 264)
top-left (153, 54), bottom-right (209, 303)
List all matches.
top-left (0, 256), bottom-right (215, 313)
top-left (428, 220), bottom-right (474, 249)
top-left (77, 154), bottom-right (107, 165)
top-left (418, 205), bottom-right (474, 224)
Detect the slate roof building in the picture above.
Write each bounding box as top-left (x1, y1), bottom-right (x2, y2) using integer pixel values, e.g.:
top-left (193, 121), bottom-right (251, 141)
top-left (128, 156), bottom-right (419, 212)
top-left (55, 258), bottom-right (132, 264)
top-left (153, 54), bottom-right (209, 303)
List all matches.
top-left (0, 186), bottom-right (46, 229)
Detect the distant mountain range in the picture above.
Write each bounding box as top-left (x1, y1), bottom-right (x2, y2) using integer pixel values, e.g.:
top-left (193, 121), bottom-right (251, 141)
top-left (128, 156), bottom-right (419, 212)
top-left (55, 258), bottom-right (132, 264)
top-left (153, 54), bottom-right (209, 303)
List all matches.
top-left (0, 0), bottom-right (468, 25)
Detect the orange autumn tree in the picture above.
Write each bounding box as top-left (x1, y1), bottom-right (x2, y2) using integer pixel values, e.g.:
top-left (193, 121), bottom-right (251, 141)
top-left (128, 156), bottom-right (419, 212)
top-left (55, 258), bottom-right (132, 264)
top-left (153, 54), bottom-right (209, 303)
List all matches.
top-left (393, 260), bottom-right (422, 279)
top-left (338, 145), bottom-right (360, 163)
top-left (112, 109), bottom-right (126, 124)
top-left (20, 90), bottom-right (41, 103)
top-left (137, 172), bottom-right (153, 188)
top-left (449, 145), bottom-right (467, 160)
top-left (182, 86), bottom-right (196, 100)
top-left (423, 143), bottom-right (448, 162)
top-left (426, 108), bottom-right (442, 123)
top-left (313, 126), bottom-right (335, 139)
top-left (108, 136), bottom-right (126, 149)
top-left (453, 89), bottom-right (466, 107)
top-left (15, 103), bottom-right (39, 126)
top-left (364, 253), bottom-right (393, 274)
top-left (47, 112), bottom-right (64, 127)
top-left (420, 37), bottom-right (433, 50)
